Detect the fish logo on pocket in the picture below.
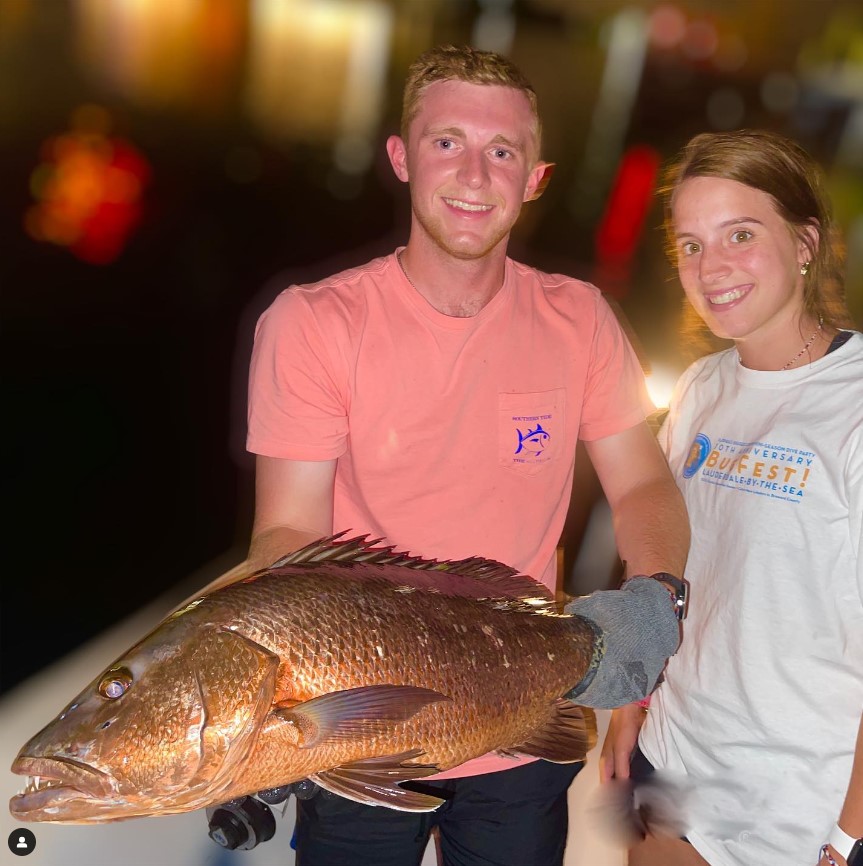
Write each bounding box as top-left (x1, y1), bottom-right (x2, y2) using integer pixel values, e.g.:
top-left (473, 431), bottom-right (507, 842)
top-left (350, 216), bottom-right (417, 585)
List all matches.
top-left (515, 423), bottom-right (550, 458)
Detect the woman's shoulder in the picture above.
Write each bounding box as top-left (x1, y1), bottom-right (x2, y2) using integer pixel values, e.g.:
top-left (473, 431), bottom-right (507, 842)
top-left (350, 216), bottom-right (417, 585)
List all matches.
top-left (680, 346), bottom-right (736, 383)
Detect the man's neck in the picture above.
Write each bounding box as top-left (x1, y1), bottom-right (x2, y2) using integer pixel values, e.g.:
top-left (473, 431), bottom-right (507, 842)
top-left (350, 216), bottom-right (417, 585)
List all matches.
top-left (397, 243), bottom-right (508, 318)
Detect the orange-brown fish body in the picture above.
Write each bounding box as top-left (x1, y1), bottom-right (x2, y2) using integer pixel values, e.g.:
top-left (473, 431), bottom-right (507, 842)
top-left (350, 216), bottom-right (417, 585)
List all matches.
top-left (10, 537), bottom-right (598, 822)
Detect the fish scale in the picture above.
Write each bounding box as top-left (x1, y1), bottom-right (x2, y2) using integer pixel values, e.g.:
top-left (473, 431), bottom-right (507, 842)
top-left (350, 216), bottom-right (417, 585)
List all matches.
top-left (10, 536), bottom-right (600, 821)
top-left (179, 566), bottom-right (594, 790)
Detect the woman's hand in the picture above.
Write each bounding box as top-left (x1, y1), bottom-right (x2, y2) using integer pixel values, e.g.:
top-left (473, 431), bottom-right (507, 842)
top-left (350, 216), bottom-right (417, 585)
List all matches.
top-left (599, 701), bottom-right (648, 783)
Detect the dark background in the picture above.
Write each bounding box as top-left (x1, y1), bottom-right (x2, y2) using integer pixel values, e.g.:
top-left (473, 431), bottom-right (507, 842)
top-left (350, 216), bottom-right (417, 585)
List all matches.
top-left (2, 0), bottom-right (861, 694)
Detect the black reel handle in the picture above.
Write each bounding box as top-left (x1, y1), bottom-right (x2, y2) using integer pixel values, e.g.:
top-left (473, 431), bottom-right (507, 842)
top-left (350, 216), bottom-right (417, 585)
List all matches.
top-left (206, 779), bottom-right (321, 850)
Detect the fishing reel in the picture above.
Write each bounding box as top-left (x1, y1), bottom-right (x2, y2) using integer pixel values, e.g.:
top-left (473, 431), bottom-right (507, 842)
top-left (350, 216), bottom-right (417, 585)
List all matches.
top-left (206, 779), bottom-right (319, 850)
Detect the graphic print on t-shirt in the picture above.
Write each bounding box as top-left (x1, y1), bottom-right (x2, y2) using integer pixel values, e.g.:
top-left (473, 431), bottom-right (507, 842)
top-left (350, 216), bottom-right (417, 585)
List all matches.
top-left (683, 433), bottom-right (711, 477)
top-left (515, 423), bottom-right (550, 457)
top-left (682, 434), bottom-right (816, 503)
top-left (498, 389), bottom-right (564, 476)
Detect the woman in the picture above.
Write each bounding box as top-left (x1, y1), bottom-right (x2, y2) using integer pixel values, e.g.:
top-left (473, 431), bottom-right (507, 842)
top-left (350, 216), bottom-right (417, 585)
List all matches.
top-left (601, 129), bottom-right (863, 866)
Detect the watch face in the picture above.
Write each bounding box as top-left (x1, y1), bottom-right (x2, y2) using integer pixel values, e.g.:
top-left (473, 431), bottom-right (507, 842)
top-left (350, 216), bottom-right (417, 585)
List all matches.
top-left (651, 572), bottom-right (688, 620)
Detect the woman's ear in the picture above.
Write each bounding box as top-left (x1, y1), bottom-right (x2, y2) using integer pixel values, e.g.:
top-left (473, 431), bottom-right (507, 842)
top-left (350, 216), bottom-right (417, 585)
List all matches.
top-left (798, 220), bottom-right (820, 266)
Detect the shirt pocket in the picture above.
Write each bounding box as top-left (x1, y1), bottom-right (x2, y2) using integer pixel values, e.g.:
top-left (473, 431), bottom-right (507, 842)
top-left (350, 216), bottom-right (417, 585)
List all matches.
top-left (498, 389), bottom-right (566, 477)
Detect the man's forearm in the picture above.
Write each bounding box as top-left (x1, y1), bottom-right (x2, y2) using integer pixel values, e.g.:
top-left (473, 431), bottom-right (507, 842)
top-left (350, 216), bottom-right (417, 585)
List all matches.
top-left (612, 475), bottom-right (689, 581)
top-left (246, 523), bottom-right (325, 572)
top-left (170, 525), bottom-right (325, 615)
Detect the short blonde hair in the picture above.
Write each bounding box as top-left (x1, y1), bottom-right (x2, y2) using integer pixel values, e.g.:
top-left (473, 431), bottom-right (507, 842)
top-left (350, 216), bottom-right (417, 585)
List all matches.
top-left (401, 44), bottom-right (542, 158)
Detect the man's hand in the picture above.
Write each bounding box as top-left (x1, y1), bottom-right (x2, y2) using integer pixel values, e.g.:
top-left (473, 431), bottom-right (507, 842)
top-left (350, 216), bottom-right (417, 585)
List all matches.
top-left (564, 577), bottom-right (682, 708)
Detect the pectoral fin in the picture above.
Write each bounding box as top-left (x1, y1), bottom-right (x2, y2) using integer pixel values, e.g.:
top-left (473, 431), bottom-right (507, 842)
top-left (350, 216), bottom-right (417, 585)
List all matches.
top-left (498, 700), bottom-right (597, 763)
top-left (311, 749), bottom-right (445, 812)
top-left (271, 684), bottom-right (451, 749)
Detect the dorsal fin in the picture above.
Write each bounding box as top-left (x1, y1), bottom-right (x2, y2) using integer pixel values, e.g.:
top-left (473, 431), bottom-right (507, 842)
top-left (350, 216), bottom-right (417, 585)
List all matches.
top-left (263, 533), bottom-right (558, 609)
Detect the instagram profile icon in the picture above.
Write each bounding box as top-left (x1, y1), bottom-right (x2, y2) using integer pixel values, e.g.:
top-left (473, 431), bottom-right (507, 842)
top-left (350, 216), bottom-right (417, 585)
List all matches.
top-left (8, 828), bottom-right (36, 856)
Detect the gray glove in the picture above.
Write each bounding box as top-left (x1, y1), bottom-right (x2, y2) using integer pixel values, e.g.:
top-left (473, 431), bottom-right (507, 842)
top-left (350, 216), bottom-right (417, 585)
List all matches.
top-left (563, 578), bottom-right (682, 709)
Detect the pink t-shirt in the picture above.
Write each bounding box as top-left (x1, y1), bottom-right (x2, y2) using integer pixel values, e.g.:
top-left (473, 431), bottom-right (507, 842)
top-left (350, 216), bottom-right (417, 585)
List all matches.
top-left (247, 250), bottom-right (651, 778)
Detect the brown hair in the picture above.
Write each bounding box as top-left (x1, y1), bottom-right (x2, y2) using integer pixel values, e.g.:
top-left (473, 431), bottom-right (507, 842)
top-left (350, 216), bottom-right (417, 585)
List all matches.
top-left (401, 44), bottom-right (541, 158)
top-left (660, 129), bottom-right (852, 348)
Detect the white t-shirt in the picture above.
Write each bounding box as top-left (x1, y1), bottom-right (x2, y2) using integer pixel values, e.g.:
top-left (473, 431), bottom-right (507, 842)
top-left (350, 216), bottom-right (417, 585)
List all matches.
top-left (640, 332), bottom-right (863, 866)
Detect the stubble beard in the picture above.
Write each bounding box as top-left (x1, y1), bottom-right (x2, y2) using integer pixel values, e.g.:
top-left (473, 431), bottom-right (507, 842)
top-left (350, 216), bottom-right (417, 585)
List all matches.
top-left (412, 206), bottom-right (514, 262)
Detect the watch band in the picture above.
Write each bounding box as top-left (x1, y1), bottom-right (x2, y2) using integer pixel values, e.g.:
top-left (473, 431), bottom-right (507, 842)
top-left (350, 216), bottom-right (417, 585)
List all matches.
top-left (828, 823), bottom-right (863, 864)
top-left (636, 572), bottom-right (688, 621)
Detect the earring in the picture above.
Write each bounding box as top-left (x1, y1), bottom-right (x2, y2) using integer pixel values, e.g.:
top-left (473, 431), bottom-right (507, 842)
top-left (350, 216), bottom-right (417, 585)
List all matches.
top-left (800, 261), bottom-right (810, 276)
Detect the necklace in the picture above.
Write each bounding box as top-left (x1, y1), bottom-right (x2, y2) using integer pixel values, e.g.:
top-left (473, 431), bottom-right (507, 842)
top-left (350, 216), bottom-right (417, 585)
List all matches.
top-left (781, 316), bottom-right (823, 370)
top-left (396, 250), bottom-right (414, 290)
top-left (396, 250), bottom-right (498, 317)
top-left (737, 316), bottom-right (824, 370)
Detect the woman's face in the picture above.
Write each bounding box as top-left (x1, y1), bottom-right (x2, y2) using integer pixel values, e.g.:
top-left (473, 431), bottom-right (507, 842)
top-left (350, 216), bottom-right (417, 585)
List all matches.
top-left (671, 176), bottom-right (812, 345)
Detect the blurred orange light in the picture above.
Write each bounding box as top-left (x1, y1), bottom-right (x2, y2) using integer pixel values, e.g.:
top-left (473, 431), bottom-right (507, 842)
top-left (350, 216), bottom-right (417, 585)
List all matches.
top-left (74, 0), bottom-right (244, 112)
top-left (25, 106), bottom-right (151, 265)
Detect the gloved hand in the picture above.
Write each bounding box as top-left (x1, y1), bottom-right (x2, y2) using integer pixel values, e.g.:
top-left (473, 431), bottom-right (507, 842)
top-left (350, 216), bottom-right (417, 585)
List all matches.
top-left (563, 578), bottom-right (682, 709)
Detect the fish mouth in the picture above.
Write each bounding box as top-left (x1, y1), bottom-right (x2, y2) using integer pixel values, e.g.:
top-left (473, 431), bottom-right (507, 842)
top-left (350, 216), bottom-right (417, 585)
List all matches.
top-left (9, 756), bottom-right (116, 819)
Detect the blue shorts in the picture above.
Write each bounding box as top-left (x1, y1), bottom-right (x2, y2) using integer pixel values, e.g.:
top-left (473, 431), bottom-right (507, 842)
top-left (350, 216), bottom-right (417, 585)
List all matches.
top-left (294, 759), bottom-right (583, 866)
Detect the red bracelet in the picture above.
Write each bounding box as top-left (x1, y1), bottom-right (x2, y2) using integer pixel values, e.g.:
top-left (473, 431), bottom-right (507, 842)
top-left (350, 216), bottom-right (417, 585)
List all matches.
top-left (637, 697), bottom-right (651, 709)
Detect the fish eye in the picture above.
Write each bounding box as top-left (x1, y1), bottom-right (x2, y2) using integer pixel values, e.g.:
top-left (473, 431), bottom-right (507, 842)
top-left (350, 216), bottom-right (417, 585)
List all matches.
top-left (98, 667), bottom-right (133, 700)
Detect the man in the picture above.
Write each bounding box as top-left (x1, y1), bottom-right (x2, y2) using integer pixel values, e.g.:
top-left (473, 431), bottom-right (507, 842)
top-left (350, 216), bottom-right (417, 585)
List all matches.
top-left (236, 45), bottom-right (688, 866)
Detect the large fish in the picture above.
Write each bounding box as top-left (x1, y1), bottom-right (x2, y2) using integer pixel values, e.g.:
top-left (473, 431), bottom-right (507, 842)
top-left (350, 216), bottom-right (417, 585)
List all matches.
top-left (10, 535), bottom-right (600, 822)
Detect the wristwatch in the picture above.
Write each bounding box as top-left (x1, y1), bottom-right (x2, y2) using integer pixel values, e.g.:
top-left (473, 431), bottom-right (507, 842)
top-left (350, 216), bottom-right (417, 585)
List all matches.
top-left (639, 572), bottom-right (689, 621)
top-left (827, 824), bottom-right (863, 865)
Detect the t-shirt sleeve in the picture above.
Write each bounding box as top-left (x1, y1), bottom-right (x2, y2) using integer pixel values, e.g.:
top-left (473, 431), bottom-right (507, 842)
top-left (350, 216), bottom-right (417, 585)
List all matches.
top-left (246, 288), bottom-right (349, 460)
top-left (657, 414), bottom-right (671, 456)
top-left (657, 360), bottom-right (699, 458)
top-left (578, 295), bottom-right (655, 441)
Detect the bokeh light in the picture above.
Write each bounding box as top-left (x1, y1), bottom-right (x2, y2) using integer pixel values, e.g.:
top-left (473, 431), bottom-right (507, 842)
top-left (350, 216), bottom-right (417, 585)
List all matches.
top-left (25, 105), bottom-right (151, 264)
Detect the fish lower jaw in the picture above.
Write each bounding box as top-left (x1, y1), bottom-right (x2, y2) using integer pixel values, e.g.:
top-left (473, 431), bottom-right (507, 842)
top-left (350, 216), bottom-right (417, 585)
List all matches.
top-left (10, 763), bottom-right (102, 818)
top-left (9, 785), bottom-right (97, 821)
top-left (9, 787), bottom-right (205, 824)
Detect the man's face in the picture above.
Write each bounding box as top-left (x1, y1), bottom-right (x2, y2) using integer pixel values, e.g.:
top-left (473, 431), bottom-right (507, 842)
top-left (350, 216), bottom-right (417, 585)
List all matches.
top-left (387, 80), bottom-right (547, 261)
